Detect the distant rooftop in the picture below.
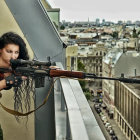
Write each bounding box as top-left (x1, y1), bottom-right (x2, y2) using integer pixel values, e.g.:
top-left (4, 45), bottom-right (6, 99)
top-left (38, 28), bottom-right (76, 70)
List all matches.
top-left (69, 33), bottom-right (97, 38)
top-left (103, 48), bottom-right (122, 65)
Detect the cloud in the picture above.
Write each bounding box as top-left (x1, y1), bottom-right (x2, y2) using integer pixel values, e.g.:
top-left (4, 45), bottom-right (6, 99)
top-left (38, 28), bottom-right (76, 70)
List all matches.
top-left (48, 0), bottom-right (140, 22)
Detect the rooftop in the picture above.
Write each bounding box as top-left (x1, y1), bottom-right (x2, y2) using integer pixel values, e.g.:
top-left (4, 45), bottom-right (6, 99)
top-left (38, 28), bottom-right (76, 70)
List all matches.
top-left (124, 82), bottom-right (140, 99)
top-left (103, 48), bottom-right (122, 65)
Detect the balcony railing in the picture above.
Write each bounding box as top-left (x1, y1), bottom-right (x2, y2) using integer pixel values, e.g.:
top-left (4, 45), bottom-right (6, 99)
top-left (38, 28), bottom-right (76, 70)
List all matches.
top-left (54, 62), bottom-right (105, 140)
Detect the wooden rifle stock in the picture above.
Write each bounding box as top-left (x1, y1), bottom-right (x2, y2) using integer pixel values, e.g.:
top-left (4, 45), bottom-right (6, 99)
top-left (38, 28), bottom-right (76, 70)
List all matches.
top-left (49, 69), bottom-right (85, 79)
top-left (49, 69), bottom-right (140, 84)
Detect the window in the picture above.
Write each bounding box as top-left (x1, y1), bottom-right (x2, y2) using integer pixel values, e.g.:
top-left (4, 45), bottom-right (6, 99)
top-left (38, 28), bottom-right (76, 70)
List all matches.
top-left (100, 66), bottom-right (102, 72)
top-left (71, 57), bottom-right (74, 70)
top-left (96, 59), bottom-right (98, 63)
top-left (100, 59), bottom-right (102, 63)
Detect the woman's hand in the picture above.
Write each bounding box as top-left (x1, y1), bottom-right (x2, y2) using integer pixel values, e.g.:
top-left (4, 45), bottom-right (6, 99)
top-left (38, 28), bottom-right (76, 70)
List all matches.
top-left (5, 74), bottom-right (27, 88)
top-left (21, 76), bottom-right (27, 80)
top-left (49, 66), bottom-right (60, 69)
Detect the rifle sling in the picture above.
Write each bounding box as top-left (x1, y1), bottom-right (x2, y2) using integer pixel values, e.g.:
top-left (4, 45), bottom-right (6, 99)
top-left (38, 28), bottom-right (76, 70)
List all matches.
top-left (0, 78), bottom-right (58, 116)
top-left (0, 77), bottom-right (92, 116)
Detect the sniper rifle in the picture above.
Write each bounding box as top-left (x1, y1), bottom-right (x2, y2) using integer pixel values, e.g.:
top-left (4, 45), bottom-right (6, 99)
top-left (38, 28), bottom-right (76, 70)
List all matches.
top-left (0, 59), bottom-right (140, 88)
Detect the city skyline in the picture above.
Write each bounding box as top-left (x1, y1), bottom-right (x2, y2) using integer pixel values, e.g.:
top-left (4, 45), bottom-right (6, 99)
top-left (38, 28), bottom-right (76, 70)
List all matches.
top-left (48, 0), bottom-right (140, 22)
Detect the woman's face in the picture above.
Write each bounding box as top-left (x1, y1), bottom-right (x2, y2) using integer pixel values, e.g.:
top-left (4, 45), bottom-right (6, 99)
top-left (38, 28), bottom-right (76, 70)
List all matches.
top-left (0, 44), bottom-right (19, 66)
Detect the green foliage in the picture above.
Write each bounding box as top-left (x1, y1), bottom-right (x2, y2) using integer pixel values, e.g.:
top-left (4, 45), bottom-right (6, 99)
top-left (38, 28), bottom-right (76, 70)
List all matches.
top-left (77, 59), bottom-right (86, 72)
top-left (132, 33), bottom-right (138, 38)
top-left (77, 59), bottom-right (87, 90)
top-left (132, 28), bottom-right (138, 38)
top-left (84, 92), bottom-right (91, 100)
top-left (137, 30), bottom-right (140, 35)
top-left (112, 31), bottom-right (118, 39)
top-left (101, 32), bottom-right (109, 36)
top-left (77, 59), bottom-right (91, 99)
top-left (60, 25), bottom-right (65, 30)
top-left (79, 80), bottom-right (86, 90)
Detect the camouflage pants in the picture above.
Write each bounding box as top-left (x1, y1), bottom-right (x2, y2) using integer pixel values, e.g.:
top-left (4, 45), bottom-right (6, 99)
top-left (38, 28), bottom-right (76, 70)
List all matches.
top-left (0, 125), bottom-right (3, 140)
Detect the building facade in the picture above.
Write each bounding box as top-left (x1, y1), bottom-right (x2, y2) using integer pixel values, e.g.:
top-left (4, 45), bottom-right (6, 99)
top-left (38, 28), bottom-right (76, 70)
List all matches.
top-left (102, 49), bottom-right (140, 112)
top-left (78, 43), bottom-right (107, 90)
top-left (66, 45), bottom-right (78, 70)
top-left (114, 81), bottom-right (140, 140)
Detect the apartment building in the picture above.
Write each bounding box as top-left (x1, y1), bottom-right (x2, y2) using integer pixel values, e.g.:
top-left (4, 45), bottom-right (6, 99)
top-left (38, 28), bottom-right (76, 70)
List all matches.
top-left (66, 45), bottom-right (78, 70)
top-left (114, 81), bottom-right (140, 140)
top-left (102, 49), bottom-right (140, 113)
top-left (78, 42), bottom-right (107, 89)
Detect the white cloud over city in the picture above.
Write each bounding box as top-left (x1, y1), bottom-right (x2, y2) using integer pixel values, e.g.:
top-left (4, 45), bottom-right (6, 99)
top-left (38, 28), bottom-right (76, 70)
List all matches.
top-left (48, 0), bottom-right (140, 22)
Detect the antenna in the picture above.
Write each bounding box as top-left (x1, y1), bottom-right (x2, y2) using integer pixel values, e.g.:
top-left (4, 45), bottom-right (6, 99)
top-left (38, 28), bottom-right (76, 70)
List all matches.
top-left (134, 69), bottom-right (137, 77)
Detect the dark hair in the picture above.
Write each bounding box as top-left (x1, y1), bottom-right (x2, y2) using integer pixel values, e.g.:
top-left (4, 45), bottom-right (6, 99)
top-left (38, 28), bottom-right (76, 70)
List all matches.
top-left (0, 32), bottom-right (29, 60)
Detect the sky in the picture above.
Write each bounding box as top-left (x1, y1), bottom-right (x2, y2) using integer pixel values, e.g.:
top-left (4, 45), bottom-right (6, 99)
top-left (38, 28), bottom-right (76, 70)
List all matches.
top-left (47, 0), bottom-right (140, 23)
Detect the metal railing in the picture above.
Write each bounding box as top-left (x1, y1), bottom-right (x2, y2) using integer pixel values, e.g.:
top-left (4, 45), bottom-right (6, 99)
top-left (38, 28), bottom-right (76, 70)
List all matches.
top-left (54, 62), bottom-right (105, 140)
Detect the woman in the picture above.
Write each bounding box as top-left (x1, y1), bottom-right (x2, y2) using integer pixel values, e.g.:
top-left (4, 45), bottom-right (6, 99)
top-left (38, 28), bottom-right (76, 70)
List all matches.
top-left (0, 32), bottom-right (32, 140)
top-left (0, 32), bottom-right (29, 90)
top-left (0, 32), bottom-right (35, 118)
top-left (0, 32), bottom-right (29, 140)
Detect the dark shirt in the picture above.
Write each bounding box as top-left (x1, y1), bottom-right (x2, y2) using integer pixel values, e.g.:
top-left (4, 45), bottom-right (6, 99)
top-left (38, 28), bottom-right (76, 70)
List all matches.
top-left (0, 125), bottom-right (3, 140)
top-left (0, 73), bottom-right (4, 81)
top-left (0, 74), bottom-right (3, 139)
top-left (0, 74), bottom-right (4, 140)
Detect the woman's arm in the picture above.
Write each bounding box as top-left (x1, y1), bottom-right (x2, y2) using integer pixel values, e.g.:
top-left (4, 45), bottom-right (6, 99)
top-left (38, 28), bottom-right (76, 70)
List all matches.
top-left (0, 75), bottom-right (27, 91)
top-left (0, 79), bottom-right (7, 91)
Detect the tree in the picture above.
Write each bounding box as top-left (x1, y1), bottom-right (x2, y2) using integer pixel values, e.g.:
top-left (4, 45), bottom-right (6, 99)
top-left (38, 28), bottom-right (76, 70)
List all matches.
top-left (77, 59), bottom-right (92, 100)
top-left (132, 28), bottom-right (138, 38)
top-left (60, 25), bottom-right (65, 30)
top-left (137, 30), bottom-right (140, 35)
top-left (77, 59), bottom-right (87, 91)
top-left (112, 31), bottom-right (118, 39)
top-left (77, 59), bottom-right (86, 72)
top-left (84, 92), bottom-right (91, 100)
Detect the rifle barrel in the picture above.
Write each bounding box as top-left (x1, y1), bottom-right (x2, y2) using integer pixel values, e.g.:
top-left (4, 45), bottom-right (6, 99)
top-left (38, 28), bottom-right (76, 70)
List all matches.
top-left (85, 73), bottom-right (140, 84)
